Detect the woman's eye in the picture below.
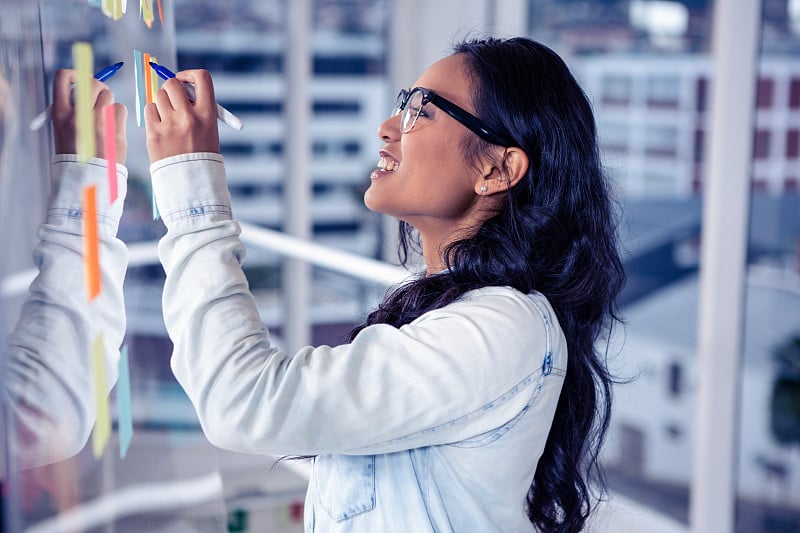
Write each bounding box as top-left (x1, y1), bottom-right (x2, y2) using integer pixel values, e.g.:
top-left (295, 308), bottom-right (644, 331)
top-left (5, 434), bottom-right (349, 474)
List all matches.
top-left (413, 106), bottom-right (430, 118)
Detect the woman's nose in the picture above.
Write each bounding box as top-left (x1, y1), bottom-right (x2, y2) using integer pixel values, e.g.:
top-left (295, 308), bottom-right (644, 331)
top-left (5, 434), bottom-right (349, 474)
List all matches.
top-left (377, 112), bottom-right (402, 143)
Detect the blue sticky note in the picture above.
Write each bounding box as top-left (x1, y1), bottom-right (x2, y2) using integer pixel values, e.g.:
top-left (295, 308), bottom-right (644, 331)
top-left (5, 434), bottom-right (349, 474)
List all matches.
top-left (88, 0), bottom-right (102, 7)
top-left (133, 49), bottom-right (146, 127)
top-left (151, 181), bottom-right (160, 221)
top-left (117, 344), bottom-right (133, 458)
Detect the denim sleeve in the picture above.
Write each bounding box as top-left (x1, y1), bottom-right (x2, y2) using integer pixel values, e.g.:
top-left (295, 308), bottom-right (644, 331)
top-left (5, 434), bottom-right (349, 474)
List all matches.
top-left (153, 153), bottom-right (564, 456)
top-left (3, 156), bottom-right (128, 469)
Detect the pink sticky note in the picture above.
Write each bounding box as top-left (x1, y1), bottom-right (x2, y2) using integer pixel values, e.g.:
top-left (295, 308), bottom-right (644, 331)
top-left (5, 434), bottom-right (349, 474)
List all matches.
top-left (104, 105), bottom-right (118, 203)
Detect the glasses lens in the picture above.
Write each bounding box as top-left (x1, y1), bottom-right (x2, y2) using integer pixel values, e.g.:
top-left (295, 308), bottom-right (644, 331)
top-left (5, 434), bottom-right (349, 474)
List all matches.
top-left (402, 89), bottom-right (424, 133)
top-left (392, 90), bottom-right (407, 117)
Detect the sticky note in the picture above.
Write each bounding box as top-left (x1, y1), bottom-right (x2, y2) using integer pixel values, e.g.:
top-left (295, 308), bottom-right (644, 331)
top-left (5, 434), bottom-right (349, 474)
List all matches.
top-left (157, 0), bottom-right (164, 25)
top-left (88, 0), bottom-right (102, 6)
top-left (141, 0), bottom-right (154, 28)
top-left (143, 52), bottom-right (153, 104)
top-left (102, 0), bottom-right (123, 20)
top-left (152, 180), bottom-right (160, 220)
top-left (121, 0), bottom-right (128, 14)
top-left (91, 334), bottom-right (110, 458)
top-left (73, 42), bottom-right (95, 163)
top-left (104, 105), bottom-right (118, 203)
top-left (133, 49), bottom-right (145, 126)
top-left (82, 185), bottom-right (101, 300)
top-left (117, 344), bottom-right (133, 458)
top-left (149, 55), bottom-right (160, 101)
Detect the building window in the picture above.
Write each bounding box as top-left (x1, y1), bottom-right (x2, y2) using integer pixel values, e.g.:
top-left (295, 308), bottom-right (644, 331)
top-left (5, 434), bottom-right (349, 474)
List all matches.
top-left (756, 78), bottom-right (774, 109)
top-left (177, 52), bottom-right (283, 74)
top-left (313, 55), bottom-right (384, 75)
top-left (668, 361), bottom-right (683, 397)
top-left (644, 125), bottom-right (678, 157)
top-left (643, 172), bottom-right (676, 196)
top-left (752, 178), bottom-right (768, 193)
top-left (753, 129), bottom-right (770, 159)
top-left (601, 74), bottom-right (631, 105)
top-left (789, 78), bottom-right (800, 109)
top-left (787, 129), bottom-right (799, 159)
top-left (694, 128), bottom-right (704, 162)
top-left (313, 100), bottom-right (361, 114)
top-left (599, 121), bottom-right (629, 153)
top-left (692, 164), bottom-right (703, 194)
top-left (646, 75), bottom-right (680, 108)
top-left (224, 101), bottom-right (283, 114)
top-left (695, 77), bottom-right (708, 112)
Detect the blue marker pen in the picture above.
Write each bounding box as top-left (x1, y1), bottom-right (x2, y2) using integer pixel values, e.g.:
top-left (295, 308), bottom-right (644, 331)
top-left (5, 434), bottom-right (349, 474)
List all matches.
top-left (30, 62), bottom-right (125, 131)
top-left (148, 62), bottom-right (243, 130)
top-left (94, 61), bottom-right (124, 82)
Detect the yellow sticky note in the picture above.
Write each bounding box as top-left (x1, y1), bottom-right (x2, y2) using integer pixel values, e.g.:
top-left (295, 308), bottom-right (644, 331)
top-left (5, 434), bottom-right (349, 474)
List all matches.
top-left (149, 55), bottom-right (159, 101)
top-left (91, 334), bottom-right (111, 458)
top-left (73, 42), bottom-right (95, 163)
top-left (141, 0), bottom-right (154, 28)
top-left (102, 0), bottom-right (123, 20)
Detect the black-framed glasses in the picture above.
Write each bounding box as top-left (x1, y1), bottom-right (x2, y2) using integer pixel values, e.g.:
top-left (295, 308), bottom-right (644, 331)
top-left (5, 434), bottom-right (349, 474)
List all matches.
top-left (392, 87), bottom-right (512, 146)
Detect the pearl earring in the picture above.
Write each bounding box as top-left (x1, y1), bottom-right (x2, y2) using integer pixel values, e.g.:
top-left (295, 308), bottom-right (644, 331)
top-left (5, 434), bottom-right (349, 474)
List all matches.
top-left (480, 184), bottom-right (488, 194)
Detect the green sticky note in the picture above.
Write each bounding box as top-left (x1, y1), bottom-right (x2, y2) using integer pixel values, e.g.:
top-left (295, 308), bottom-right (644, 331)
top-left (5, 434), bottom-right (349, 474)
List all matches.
top-left (73, 42), bottom-right (95, 163)
top-left (91, 334), bottom-right (111, 458)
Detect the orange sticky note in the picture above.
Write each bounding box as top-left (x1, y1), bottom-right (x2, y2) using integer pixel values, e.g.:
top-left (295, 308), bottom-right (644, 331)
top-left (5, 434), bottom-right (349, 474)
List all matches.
top-left (143, 52), bottom-right (153, 104)
top-left (104, 106), bottom-right (118, 203)
top-left (82, 185), bottom-right (101, 300)
top-left (157, 0), bottom-right (164, 25)
top-left (91, 334), bottom-right (110, 458)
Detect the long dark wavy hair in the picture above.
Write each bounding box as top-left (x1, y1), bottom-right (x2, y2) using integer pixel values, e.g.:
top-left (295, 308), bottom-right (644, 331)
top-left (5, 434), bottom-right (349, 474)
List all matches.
top-left (349, 37), bottom-right (625, 532)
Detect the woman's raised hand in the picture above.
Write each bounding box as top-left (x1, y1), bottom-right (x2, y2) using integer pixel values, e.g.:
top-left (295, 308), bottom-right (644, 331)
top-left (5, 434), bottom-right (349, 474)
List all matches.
top-left (144, 69), bottom-right (220, 162)
top-left (52, 69), bottom-right (128, 165)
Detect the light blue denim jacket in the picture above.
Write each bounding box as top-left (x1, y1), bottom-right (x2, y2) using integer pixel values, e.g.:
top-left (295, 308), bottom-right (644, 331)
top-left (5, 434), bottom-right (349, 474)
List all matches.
top-left (151, 153), bottom-right (568, 532)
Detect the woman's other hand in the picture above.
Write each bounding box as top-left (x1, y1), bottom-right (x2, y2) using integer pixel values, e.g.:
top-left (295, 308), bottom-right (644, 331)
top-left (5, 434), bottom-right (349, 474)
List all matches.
top-left (52, 69), bottom-right (128, 165)
top-left (144, 69), bottom-right (220, 162)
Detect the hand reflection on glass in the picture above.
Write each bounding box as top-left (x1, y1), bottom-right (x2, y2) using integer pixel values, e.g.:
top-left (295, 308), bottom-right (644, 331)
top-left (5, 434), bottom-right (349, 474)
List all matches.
top-left (1, 69), bottom-right (129, 470)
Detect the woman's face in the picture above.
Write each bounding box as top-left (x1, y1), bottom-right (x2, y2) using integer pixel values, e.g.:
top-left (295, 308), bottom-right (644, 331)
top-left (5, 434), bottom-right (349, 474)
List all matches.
top-left (364, 54), bottom-right (486, 235)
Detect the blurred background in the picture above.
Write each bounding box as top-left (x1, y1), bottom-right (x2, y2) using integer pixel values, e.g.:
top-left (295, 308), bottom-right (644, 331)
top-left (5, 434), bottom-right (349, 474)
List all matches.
top-left (1, 0), bottom-right (799, 532)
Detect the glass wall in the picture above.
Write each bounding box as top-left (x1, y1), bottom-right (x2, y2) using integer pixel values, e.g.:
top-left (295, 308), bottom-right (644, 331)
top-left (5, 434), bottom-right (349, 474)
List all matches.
top-left (5, 0), bottom-right (797, 531)
top-left (735, 3), bottom-right (800, 531)
top-left (526, 0), bottom-right (713, 525)
top-left (2, 1), bottom-right (391, 532)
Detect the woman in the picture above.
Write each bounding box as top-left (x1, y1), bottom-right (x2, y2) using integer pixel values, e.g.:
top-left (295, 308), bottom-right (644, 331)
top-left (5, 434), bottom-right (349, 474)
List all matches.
top-left (145, 37), bottom-right (624, 532)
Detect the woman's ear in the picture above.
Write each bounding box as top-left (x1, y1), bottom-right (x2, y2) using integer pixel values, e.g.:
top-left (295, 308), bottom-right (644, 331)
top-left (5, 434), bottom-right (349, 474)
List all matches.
top-left (476, 147), bottom-right (529, 195)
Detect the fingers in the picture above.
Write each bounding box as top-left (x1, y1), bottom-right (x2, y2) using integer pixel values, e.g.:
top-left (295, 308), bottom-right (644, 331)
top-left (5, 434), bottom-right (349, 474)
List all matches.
top-left (93, 87), bottom-right (115, 112)
top-left (175, 69), bottom-right (216, 115)
top-left (112, 103), bottom-right (127, 140)
top-left (112, 103), bottom-right (128, 165)
top-left (159, 78), bottom-right (190, 112)
top-left (144, 101), bottom-right (161, 127)
top-left (52, 69), bottom-right (76, 117)
top-left (53, 71), bottom-right (111, 115)
top-left (144, 69), bottom-right (220, 162)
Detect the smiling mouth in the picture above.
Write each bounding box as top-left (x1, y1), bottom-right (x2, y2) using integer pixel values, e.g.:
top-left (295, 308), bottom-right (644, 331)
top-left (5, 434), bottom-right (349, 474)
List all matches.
top-left (377, 155), bottom-right (400, 171)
